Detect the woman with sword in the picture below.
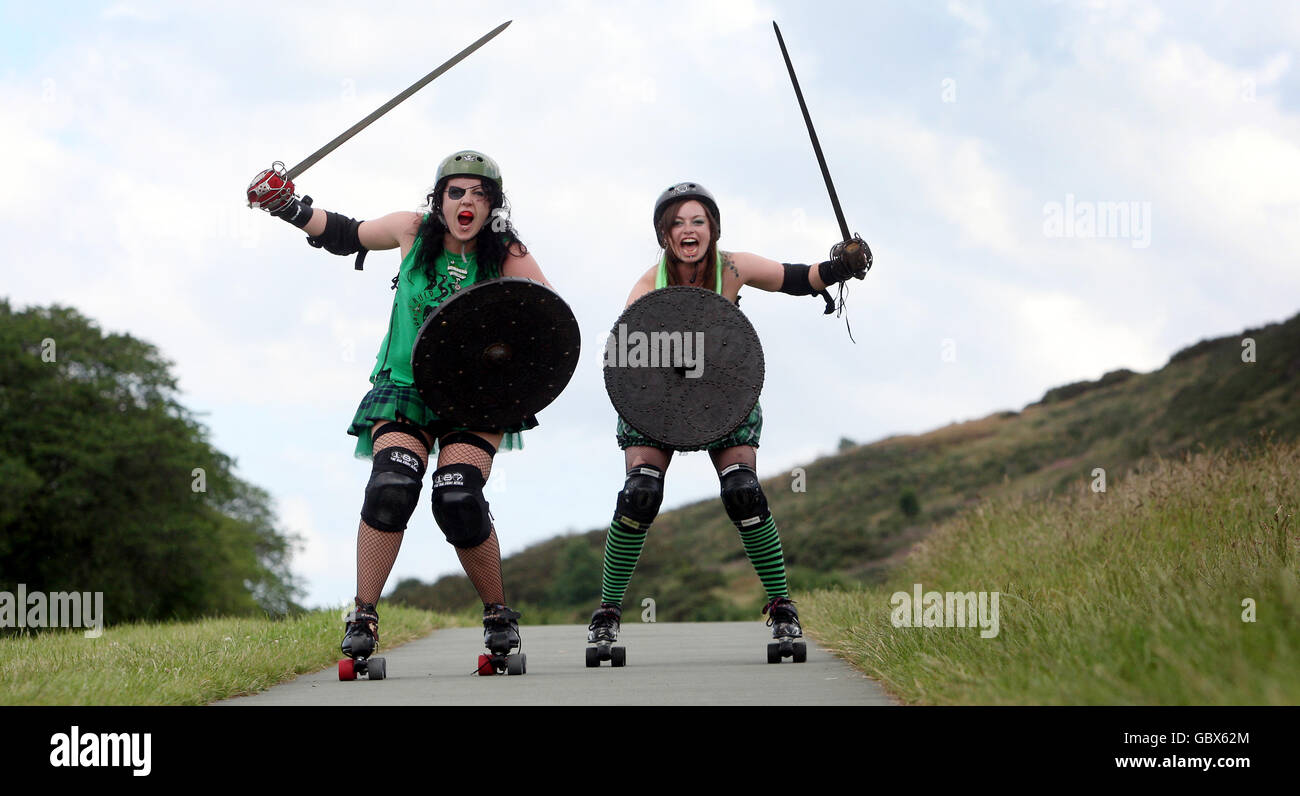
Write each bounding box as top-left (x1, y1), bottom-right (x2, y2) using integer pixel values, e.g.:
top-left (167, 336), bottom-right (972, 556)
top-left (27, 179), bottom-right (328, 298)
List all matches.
top-left (248, 149), bottom-right (552, 676)
top-left (586, 181), bottom-right (870, 664)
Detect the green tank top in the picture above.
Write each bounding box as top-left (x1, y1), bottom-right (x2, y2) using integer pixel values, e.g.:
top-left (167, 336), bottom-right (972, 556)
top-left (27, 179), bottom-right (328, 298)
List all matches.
top-left (370, 229), bottom-right (481, 384)
top-left (654, 250), bottom-right (725, 293)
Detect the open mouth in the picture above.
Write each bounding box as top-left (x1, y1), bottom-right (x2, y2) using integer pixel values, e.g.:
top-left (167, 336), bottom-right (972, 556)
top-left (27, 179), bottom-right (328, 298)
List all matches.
top-left (457, 211), bottom-right (475, 228)
top-left (679, 237), bottom-right (700, 257)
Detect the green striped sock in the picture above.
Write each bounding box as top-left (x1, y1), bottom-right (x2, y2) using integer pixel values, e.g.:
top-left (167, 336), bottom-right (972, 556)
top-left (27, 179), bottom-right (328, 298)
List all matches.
top-left (736, 515), bottom-right (789, 599)
top-left (600, 518), bottom-right (649, 606)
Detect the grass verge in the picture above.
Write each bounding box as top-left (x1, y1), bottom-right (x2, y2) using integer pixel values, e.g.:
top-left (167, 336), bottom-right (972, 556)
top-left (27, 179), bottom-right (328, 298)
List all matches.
top-left (801, 439), bottom-right (1300, 704)
top-left (0, 604), bottom-right (459, 705)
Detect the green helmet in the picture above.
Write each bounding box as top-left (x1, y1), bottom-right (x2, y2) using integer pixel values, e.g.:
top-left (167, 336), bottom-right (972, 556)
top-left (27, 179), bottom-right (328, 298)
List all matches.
top-left (436, 150), bottom-right (503, 188)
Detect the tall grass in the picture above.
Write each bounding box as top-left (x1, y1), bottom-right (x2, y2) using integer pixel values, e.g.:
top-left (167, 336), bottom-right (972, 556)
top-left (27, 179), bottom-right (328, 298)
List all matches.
top-left (800, 440), bottom-right (1300, 704)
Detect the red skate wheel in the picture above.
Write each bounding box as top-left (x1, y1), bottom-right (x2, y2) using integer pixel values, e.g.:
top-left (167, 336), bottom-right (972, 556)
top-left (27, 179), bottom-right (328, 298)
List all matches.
top-left (339, 658), bottom-right (357, 681)
top-left (476, 654), bottom-right (496, 676)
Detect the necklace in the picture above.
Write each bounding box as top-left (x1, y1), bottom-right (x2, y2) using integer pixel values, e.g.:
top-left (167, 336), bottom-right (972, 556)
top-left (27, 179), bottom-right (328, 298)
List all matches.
top-left (447, 248), bottom-right (470, 291)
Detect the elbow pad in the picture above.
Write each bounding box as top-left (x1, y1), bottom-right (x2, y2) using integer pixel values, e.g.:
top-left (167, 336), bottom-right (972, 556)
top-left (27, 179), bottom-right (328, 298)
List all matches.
top-left (307, 211), bottom-right (370, 270)
top-left (779, 263), bottom-right (814, 296)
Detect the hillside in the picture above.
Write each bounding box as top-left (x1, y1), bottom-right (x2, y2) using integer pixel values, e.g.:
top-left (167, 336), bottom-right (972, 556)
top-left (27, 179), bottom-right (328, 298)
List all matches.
top-left (390, 310), bottom-right (1300, 621)
top-left (802, 437), bottom-right (1299, 704)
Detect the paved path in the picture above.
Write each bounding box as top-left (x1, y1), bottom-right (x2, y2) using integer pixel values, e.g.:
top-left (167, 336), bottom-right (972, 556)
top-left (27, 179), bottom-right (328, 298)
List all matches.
top-left (219, 622), bottom-right (893, 706)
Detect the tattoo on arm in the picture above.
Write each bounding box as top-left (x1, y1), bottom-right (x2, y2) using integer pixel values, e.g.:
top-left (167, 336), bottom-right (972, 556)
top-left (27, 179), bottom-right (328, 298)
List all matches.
top-left (723, 253), bottom-right (741, 281)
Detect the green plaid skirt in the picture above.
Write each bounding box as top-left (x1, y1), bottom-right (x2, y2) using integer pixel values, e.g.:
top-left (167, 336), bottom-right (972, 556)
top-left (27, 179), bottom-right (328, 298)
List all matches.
top-left (348, 371), bottom-right (535, 459)
top-left (615, 401), bottom-right (762, 452)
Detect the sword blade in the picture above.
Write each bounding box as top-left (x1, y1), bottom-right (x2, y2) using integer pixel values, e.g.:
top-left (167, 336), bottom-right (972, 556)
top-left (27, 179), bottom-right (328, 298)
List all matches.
top-left (286, 20), bottom-right (512, 180)
top-left (772, 21), bottom-right (851, 242)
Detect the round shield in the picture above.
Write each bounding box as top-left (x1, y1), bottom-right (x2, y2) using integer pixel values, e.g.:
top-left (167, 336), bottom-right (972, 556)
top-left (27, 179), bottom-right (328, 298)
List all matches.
top-left (603, 286), bottom-right (764, 447)
top-left (412, 278), bottom-right (581, 428)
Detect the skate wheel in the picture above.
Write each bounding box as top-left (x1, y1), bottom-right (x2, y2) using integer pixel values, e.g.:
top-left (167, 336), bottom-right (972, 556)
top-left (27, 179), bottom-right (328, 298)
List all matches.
top-left (585, 646), bottom-right (600, 668)
top-left (792, 642), bottom-right (807, 663)
top-left (767, 643), bottom-right (781, 664)
top-left (476, 654), bottom-right (496, 676)
top-left (611, 646), bottom-right (626, 667)
top-left (339, 658), bottom-right (357, 680)
top-left (507, 653), bottom-right (526, 676)
top-left (368, 657), bottom-right (386, 680)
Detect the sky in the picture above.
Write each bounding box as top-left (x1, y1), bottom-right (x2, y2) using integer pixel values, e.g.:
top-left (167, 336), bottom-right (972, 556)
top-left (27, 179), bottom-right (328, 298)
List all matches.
top-left (3, 0), bottom-right (1298, 610)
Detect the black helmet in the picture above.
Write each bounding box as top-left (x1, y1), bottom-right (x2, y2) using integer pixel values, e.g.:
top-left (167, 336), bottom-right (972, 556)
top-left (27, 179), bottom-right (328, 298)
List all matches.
top-left (653, 182), bottom-right (720, 245)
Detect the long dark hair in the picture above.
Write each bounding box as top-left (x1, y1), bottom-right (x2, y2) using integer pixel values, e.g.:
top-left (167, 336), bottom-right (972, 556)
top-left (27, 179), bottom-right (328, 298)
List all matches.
top-left (655, 197), bottom-right (720, 289)
top-left (411, 177), bottom-right (527, 284)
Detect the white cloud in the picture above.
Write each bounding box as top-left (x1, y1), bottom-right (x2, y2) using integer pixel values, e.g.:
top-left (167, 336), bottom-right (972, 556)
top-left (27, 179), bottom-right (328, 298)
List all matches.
top-left (101, 4), bottom-right (162, 22)
top-left (1004, 287), bottom-right (1168, 381)
top-left (947, 0), bottom-right (991, 34)
top-left (277, 495), bottom-right (334, 578)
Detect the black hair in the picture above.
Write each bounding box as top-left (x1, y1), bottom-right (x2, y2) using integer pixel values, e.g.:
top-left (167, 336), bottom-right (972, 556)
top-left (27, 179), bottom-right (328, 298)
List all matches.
top-left (411, 176), bottom-right (527, 284)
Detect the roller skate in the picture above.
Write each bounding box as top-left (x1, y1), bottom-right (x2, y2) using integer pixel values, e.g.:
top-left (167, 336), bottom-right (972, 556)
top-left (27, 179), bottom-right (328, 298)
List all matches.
top-left (476, 603), bottom-right (526, 675)
top-left (585, 602), bottom-right (626, 668)
top-left (338, 600), bottom-right (386, 680)
top-left (763, 596), bottom-right (807, 664)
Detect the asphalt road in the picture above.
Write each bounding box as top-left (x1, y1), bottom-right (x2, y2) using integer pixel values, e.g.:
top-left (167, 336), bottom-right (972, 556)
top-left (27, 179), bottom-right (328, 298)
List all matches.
top-left (218, 621), bottom-right (894, 706)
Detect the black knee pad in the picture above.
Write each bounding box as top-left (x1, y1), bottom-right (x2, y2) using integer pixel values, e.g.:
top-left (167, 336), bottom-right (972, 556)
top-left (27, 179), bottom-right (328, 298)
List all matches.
top-left (719, 464), bottom-right (769, 527)
top-left (430, 464), bottom-right (492, 549)
top-left (361, 446), bottom-right (426, 533)
top-left (614, 465), bottom-right (664, 528)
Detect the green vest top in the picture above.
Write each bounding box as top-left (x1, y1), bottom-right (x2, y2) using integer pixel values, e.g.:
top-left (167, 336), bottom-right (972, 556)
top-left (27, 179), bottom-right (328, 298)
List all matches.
top-left (654, 250), bottom-right (725, 293)
top-left (370, 230), bottom-right (481, 384)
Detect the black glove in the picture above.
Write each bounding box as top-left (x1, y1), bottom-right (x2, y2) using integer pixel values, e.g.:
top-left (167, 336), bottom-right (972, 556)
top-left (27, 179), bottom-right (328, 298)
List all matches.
top-left (818, 234), bottom-right (872, 284)
top-left (271, 194), bottom-right (314, 228)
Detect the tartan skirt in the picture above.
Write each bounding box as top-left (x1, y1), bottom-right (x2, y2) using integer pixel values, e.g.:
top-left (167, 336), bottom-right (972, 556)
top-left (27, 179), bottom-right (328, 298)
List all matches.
top-left (347, 371), bottom-right (535, 458)
top-left (614, 401), bottom-right (762, 452)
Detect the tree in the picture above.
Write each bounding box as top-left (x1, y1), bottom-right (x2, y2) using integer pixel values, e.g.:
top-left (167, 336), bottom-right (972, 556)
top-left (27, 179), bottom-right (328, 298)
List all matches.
top-left (545, 536), bottom-right (604, 607)
top-left (899, 488), bottom-right (921, 518)
top-left (0, 300), bottom-right (301, 623)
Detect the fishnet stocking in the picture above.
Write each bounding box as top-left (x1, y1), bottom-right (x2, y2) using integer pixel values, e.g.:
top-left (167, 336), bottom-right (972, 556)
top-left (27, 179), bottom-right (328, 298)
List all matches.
top-left (438, 439), bottom-right (504, 606)
top-left (355, 426), bottom-right (430, 606)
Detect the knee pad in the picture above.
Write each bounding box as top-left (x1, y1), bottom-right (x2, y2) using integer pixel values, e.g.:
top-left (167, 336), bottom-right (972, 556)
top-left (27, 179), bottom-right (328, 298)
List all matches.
top-left (430, 464), bottom-right (492, 549)
top-left (614, 465), bottom-right (664, 528)
top-left (361, 446), bottom-right (426, 533)
top-left (719, 464), bottom-right (769, 528)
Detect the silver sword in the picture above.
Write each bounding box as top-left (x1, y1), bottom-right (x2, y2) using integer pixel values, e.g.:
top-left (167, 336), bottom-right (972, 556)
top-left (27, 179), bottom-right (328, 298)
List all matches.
top-left (286, 20), bottom-right (512, 180)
